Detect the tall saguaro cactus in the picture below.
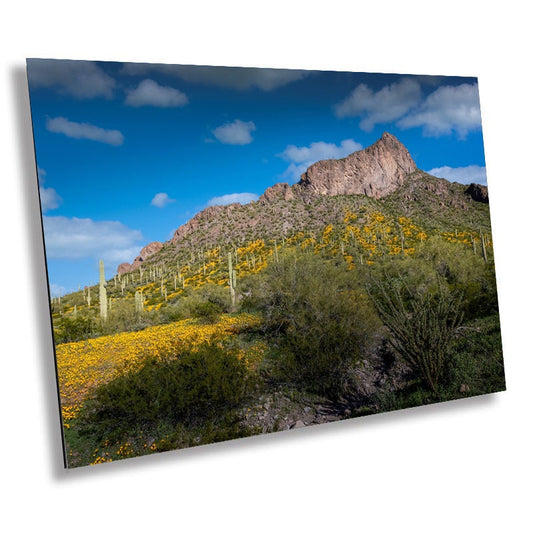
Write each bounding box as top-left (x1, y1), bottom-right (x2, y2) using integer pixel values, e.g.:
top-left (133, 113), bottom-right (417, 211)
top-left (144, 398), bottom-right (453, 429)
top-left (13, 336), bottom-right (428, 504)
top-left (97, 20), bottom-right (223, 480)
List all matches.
top-left (99, 259), bottom-right (108, 321)
top-left (480, 230), bottom-right (488, 263)
top-left (228, 252), bottom-right (236, 309)
top-left (135, 290), bottom-right (144, 314)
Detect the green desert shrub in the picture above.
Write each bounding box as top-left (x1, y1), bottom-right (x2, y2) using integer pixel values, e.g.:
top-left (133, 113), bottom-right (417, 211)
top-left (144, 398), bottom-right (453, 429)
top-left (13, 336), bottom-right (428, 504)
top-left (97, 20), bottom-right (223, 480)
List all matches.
top-left (54, 313), bottom-right (98, 344)
top-left (79, 342), bottom-right (251, 439)
top-left (443, 314), bottom-right (505, 395)
top-left (164, 284), bottom-right (231, 323)
top-left (414, 236), bottom-right (498, 319)
top-left (368, 276), bottom-right (464, 392)
top-left (99, 299), bottom-right (154, 334)
top-left (372, 315), bottom-right (505, 411)
top-left (252, 250), bottom-right (380, 398)
top-left (367, 236), bottom-right (498, 321)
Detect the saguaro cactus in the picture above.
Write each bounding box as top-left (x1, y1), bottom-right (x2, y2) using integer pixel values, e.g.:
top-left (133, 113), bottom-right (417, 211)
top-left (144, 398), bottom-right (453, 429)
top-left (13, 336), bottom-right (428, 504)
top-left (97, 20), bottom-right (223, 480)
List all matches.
top-left (135, 290), bottom-right (144, 314)
top-left (228, 252), bottom-right (236, 309)
top-left (480, 230), bottom-right (488, 263)
top-left (99, 259), bottom-right (108, 321)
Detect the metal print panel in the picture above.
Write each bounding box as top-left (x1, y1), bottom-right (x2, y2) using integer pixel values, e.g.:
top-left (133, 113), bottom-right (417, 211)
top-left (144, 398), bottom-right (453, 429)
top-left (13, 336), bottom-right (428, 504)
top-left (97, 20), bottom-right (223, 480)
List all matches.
top-left (27, 59), bottom-right (505, 468)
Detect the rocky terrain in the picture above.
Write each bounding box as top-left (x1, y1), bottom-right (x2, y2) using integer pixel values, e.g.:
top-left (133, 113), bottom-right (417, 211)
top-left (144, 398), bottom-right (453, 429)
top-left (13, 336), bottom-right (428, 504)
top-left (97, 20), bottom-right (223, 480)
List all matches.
top-left (118, 241), bottom-right (163, 274)
top-left (116, 132), bottom-right (489, 274)
top-left (296, 131), bottom-right (416, 198)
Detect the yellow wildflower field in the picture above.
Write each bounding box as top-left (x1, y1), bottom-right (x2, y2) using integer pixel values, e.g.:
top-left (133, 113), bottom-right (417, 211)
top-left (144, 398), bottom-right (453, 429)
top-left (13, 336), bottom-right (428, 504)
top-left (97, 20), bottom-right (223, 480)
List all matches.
top-left (56, 314), bottom-right (262, 425)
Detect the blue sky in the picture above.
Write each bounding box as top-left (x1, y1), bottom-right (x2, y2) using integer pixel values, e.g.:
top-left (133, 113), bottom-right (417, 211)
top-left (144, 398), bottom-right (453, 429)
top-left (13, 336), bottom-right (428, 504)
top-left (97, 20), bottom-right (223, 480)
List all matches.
top-left (27, 59), bottom-right (487, 295)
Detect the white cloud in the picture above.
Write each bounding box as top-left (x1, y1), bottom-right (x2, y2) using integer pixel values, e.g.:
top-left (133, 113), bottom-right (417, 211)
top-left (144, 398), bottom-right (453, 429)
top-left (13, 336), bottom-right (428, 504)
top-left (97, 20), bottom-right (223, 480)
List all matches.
top-left (43, 216), bottom-right (143, 263)
top-left (27, 59), bottom-right (116, 99)
top-left (151, 192), bottom-right (176, 207)
top-left (279, 138), bottom-right (363, 182)
top-left (427, 165), bottom-right (487, 185)
top-left (46, 117), bottom-right (124, 146)
top-left (207, 192), bottom-right (259, 206)
top-left (281, 139), bottom-right (362, 163)
top-left (125, 79), bottom-right (188, 108)
top-left (334, 78), bottom-right (422, 131)
top-left (36, 167), bottom-right (62, 212)
top-left (398, 83), bottom-right (481, 138)
top-left (40, 186), bottom-right (62, 212)
top-left (334, 78), bottom-right (482, 139)
top-left (120, 63), bottom-right (309, 91)
top-left (212, 119), bottom-right (256, 145)
top-left (37, 166), bottom-right (47, 183)
top-left (49, 283), bottom-right (66, 298)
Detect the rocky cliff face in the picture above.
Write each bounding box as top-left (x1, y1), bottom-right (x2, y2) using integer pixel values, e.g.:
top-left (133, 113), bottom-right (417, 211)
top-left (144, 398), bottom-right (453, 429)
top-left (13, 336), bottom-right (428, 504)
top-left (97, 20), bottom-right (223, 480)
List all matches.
top-left (258, 132), bottom-right (417, 204)
top-left (297, 132), bottom-right (416, 199)
top-left (465, 183), bottom-right (489, 203)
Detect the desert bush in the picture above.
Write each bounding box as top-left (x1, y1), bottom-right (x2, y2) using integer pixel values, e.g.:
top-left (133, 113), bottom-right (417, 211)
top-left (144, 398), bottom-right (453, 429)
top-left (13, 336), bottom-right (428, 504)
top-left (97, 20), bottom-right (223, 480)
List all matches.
top-left (367, 236), bottom-right (498, 321)
top-left (415, 236), bottom-right (498, 319)
top-left (164, 284), bottom-right (231, 323)
top-left (54, 312), bottom-right (98, 344)
top-left (100, 299), bottom-right (154, 334)
top-left (443, 314), bottom-right (505, 395)
top-left (368, 276), bottom-right (464, 392)
top-left (79, 341), bottom-right (251, 439)
top-left (251, 250), bottom-right (380, 398)
top-left (371, 314), bottom-right (505, 411)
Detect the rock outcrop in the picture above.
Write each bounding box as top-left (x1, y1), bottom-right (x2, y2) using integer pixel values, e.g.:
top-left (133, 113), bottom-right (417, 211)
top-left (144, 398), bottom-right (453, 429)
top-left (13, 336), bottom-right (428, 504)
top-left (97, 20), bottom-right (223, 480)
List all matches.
top-left (296, 132), bottom-right (417, 199)
top-left (117, 262), bottom-right (132, 275)
top-left (259, 182), bottom-right (295, 203)
top-left (258, 133), bottom-right (417, 204)
top-left (465, 183), bottom-right (489, 203)
top-left (117, 241), bottom-right (163, 274)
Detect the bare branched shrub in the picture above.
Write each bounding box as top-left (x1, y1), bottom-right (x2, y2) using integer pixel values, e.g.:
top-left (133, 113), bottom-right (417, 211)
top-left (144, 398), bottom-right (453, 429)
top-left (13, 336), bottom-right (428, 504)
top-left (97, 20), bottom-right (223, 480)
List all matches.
top-left (369, 278), bottom-right (464, 392)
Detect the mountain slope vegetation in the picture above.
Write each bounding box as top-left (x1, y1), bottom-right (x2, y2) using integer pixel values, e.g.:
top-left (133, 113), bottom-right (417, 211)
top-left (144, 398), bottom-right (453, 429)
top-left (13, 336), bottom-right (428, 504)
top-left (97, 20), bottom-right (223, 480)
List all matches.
top-left (49, 133), bottom-right (504, 468)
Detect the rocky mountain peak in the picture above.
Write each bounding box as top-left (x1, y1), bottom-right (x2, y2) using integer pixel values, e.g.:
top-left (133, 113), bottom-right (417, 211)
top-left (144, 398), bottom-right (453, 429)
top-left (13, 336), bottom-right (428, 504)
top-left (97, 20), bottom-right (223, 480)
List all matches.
top-left (115, 132), bottom-right (471, 275)
top-left (296, 131), bottom-right (417, 199)
top-left (117, 241), bottom-right (163, 274)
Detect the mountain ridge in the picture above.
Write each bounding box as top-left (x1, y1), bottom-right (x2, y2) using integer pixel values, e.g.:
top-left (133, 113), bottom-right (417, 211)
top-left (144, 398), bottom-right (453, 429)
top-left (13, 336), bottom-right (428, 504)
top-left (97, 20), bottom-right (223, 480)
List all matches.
top-left (117, 132), bottom-right (488, 274)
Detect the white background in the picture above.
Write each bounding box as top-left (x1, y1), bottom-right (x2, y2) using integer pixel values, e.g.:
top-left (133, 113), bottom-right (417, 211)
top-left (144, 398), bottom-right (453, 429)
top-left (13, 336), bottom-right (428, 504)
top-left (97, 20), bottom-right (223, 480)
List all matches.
top-left (1, 1), bottom-right (531, 531)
